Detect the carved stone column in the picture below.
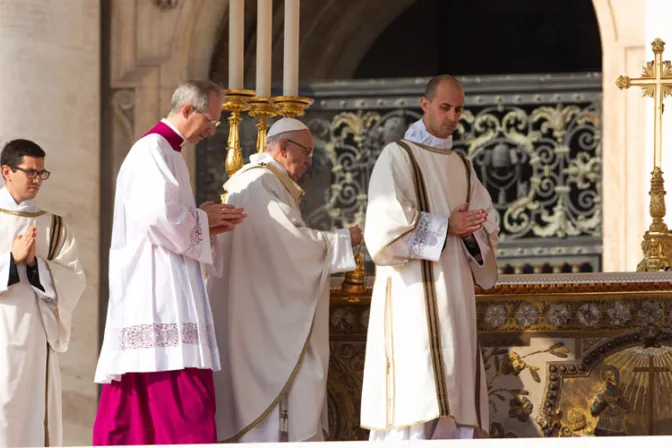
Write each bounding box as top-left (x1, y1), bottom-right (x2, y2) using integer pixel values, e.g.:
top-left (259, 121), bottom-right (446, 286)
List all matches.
top-left (0, 0), bottom-right (101, 444)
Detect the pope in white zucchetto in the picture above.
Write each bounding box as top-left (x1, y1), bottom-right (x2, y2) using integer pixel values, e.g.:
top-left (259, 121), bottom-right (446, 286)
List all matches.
top-left (206, 118), bottom-right (363, 443)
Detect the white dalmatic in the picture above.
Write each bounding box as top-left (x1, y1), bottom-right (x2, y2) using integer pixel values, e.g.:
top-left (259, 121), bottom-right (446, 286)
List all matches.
top-left (95, 120), bottom-right (219, 384)
top-left (361, 120), bottom-right (499, 440)
top-left (0, 187), bottom-right (86, 447)
top-left (207, 153), bottom-right (355, 443)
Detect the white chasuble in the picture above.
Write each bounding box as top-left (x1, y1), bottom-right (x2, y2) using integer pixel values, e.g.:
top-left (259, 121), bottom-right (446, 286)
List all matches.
top-left (95, 120), bottom-right (219, 384)
top-left (361, 128), bottom-right (499, 439)
top-left (208, 153), bottom-right (355, 443)
top-left (0, 187), bottom-right (86, 447)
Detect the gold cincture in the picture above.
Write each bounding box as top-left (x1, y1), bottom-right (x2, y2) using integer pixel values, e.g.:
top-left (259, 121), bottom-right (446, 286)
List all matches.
top-left (617, 38), bottom-right (672, 271)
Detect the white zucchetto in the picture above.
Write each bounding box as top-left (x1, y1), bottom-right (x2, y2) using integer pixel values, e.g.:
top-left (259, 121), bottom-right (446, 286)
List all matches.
top-left (267, 117), bottom-right (309, 137)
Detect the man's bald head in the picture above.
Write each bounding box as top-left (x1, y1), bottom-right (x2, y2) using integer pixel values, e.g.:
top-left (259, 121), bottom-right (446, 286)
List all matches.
top-left (423, 75), bottom-right (463, 101)
top-left (420, 74), bottom-right (465, 139)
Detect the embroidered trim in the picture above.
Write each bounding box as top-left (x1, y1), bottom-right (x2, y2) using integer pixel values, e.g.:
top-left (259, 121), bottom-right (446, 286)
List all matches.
top-left (187, 208), bottom-right (204, 258)
top-left (48, 214), bottom-right (63, 260)
top-left (119, 323), bottom-right (216, 350)
top-left (408, 212), bottom-right (431, 258)
top-left (403, 139), bottom-right (453, 155)
top-left (0, 207), bottom-right (46, 217)
top-left (408, 212), bottom-right (437, 258)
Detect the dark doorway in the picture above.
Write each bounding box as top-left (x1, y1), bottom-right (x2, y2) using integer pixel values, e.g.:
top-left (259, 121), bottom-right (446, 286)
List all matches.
top-left (354, 0), bottom-right (602, 78)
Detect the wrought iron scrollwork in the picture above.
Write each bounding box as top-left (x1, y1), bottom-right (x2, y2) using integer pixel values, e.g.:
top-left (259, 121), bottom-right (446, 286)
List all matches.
top-left (196, 74), bottom-right (603, 272)
top-left (303, 101), bottom-right (601, 242)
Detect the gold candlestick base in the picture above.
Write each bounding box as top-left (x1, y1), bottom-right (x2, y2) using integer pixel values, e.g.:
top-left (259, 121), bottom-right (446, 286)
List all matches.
top-left (341, 244), bottom-right (366, 293)
top-left (272, 95), bottom-right (314, 118)
top-left (248, 97), bottom-right (278, 153)
top-left (637, 167), bottom-right (672, 271)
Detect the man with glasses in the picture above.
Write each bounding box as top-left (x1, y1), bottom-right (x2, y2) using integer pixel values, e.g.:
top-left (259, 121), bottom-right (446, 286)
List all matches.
top-left (93, 80), bottom-right (246, 445)
top-left (0, 139), bottom-right (86, 447)
top-left (208, 117), bottom-right (363, 443)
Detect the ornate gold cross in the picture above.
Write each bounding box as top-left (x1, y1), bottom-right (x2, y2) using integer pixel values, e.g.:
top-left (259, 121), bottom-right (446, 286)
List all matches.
top-left (617, 39), bottom-right (672, 271)
top-left (617, 38), bottom-right (672, 168)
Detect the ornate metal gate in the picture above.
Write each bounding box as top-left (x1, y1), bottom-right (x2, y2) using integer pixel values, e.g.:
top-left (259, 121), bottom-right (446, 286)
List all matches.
top-left (197, 73), bottom-right (602, 274)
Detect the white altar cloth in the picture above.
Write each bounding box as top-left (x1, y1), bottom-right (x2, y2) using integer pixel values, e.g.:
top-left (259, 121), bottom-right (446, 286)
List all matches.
top-left (68, 435), bottom-right (672, 448)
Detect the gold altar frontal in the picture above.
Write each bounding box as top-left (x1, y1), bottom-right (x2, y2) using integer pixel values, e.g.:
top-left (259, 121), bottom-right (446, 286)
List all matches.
top-left (327, 272), bottom-right (672, 439)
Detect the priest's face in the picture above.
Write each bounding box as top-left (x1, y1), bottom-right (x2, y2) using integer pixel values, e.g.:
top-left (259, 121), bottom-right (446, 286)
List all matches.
top-left (421, 81), bottom-right (464, 139)
top-left (278, 130), bottom-right (314, 180)
top-left (1, 156), bottom-right (46, 202)
top-left (184, 91), bottom-right (222, 143)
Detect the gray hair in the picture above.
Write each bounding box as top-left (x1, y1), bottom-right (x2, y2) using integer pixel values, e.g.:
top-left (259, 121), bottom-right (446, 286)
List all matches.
top-left (265, 133), bottom-right (287, 153)
top-left (169, 80), bottom-right (222, 113)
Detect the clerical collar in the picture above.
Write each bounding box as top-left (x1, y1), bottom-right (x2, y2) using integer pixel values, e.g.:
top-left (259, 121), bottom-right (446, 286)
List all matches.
top-left (404, 119), bottom-right (453, 151)
top-left (142, 119), bottom-right (186, 152)
top-left (0, 186), bottom-right (39, 213)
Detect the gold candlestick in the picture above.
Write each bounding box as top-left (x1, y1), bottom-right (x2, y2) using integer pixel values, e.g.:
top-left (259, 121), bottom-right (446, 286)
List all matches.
top-left (221, 89), bottom-right (255, 177)
top-left (272, 95), bottom-right (314, 118)
top-left (248, 97), bottom-right (278, 153)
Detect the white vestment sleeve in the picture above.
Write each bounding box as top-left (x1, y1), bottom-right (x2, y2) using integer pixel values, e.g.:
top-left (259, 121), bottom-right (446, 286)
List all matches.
top-left (125, 141), bottom-right (213, 265)
top-left (36, 222), bottom-right (87, 352)
top-left (208, 236), bottom-right (225, 278)
top-left (0, 251), bottom-right (11, 293)
top-left (328, 229), bottom-right (356, 273)
top-left (365, 145), bottom-right (448, 265)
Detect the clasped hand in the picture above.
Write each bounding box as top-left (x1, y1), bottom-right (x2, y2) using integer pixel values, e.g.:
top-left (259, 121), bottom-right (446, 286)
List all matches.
top-left (448, 204), bottom-right (486, 238)
top-left (200, 201), bottom-right (247, 235)
top-left (348, 225), bottom-right (363, 247)
top-left (12, 226), bottom-right (37, 266)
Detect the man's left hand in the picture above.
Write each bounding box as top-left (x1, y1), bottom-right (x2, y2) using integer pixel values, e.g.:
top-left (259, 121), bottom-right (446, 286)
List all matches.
top-left (200, 201), bottom-right (247, 228)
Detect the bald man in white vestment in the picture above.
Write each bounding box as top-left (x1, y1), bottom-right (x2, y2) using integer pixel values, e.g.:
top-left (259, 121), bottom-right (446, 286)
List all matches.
top-left (360, 75), bottom-right (499, 440)
top-left (208, 118), bottom-right (362, 443)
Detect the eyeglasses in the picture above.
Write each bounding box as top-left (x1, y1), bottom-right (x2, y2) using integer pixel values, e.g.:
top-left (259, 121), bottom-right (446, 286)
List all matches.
top-left (11, 166), bottom-right (50, 180)
top-left (195, 110), bottom-right (221, 128)
top-left (287, 139), bottom-right (314, 158)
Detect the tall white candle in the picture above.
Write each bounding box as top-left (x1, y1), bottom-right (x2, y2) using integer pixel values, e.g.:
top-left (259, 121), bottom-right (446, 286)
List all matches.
top-left (283, 0), bottom-right (300, 96)
top-left (256, 0), bottom-right (273, 97)
top-left (228, 0), bottom-right (245, 90)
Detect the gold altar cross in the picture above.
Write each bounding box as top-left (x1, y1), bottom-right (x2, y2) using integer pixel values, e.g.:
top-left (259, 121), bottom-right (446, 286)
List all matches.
top-left (617, 38), bottom-right (672, 169)
top-left (634, 355), bottom-right (670, 435)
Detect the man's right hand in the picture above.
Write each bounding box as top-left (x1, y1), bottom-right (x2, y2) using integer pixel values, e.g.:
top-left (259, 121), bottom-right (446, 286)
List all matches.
top-left (448, 203), bottom-right (486, 238)
top-left (12, 229), bottom-right (35, 264)
top-left (200, 201), bottom-right (246, 230)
